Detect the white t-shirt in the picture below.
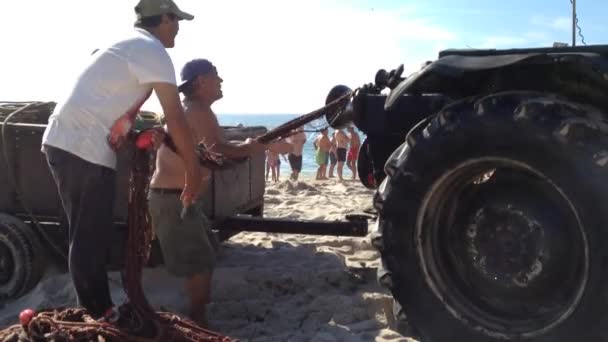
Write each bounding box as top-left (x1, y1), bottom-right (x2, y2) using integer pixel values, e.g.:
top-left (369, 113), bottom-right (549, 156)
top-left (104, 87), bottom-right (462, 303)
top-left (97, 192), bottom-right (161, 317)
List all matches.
top-left (42, 28), bottom-right (176, 170)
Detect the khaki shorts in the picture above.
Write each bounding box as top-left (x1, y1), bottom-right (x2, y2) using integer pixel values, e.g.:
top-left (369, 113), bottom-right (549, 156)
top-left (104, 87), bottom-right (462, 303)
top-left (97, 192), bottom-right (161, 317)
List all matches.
top-left (148, 191), bottom-right (218, 277)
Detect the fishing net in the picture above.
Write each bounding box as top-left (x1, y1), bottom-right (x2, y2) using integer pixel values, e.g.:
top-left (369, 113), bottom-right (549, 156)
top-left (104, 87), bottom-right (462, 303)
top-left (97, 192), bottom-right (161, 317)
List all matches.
top-left (0, 136), bottom-right (235, 342)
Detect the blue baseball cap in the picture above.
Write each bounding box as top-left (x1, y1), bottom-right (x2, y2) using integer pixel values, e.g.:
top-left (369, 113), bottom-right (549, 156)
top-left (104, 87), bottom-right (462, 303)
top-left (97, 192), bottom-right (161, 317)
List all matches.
top-left (178, 59), bottom-right (215, 92)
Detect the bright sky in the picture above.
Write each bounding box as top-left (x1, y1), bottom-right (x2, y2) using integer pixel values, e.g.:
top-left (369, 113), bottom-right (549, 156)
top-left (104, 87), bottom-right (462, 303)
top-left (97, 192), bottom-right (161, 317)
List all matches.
top-left (1, 0), bottom-right (607, 115)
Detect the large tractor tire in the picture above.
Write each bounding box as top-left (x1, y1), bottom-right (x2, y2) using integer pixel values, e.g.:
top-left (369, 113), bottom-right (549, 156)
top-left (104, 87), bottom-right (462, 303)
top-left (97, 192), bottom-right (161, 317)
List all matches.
top-left (0, 213), bottom-right (46, 300)
top-left (373, 91), bottom-right (608, 341)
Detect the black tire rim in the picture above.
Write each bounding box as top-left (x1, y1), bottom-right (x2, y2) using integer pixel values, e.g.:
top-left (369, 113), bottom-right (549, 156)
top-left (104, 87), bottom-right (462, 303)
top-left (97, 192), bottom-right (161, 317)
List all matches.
top-left (415, 157), bottom-right (589, 339)
top-left (0, 240), bottom-right (15, 286)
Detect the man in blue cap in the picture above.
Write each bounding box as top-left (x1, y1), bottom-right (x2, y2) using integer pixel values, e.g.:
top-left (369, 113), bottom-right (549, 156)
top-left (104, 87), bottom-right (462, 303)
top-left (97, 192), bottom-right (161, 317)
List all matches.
top-left (149, 59), bottom-right (267, 327)
top-left (41, 0), bottom-right (203, 325)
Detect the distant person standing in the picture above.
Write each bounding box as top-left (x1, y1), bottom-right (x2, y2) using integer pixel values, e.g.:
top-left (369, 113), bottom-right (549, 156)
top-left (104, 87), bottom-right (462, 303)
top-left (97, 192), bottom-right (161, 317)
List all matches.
top-left (313, 128), bottom-right (331, 180)
top-left (286, 127), bottom-right (307, 181)
top-left (346, 126), bottom-right (361, 180)
top-left (40, 0), bottom-right (202, 324)
top-left (266, 149), bottom-right (281, 182)
top-left (334, 128), bottom-right (350, 181)
top-left (328, 132), bottom-right (337, 178)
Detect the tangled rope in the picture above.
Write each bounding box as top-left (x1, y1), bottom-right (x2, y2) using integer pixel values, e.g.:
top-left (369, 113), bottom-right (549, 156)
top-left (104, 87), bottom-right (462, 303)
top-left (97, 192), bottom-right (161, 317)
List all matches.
top-left (256, 88), bottom-right (355, 144)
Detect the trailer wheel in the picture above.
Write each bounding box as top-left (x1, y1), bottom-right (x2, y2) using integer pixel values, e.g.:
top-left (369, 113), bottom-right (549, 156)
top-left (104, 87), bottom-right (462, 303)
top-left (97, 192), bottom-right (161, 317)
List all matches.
top-left (374, 92), bottom-right (608, 341)
top-left (0, 213), bottom-right (46, 300)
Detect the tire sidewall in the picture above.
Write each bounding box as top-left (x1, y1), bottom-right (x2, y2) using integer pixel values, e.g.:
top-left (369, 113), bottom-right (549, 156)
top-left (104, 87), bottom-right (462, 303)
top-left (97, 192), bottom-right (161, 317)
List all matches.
top-left (381, 117), bottom-right (608, 341)
top-left (0, 214), bottom-right (45, 300)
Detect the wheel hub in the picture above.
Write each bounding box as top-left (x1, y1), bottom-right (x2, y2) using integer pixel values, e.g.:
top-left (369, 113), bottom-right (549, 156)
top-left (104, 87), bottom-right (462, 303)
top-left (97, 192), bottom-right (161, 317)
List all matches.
top-left (467, 205), bottom-right (545, 289)
top-left (417, 158), bottom-right (588, 338)
top-left (0, 242), bottom-right (14, 285)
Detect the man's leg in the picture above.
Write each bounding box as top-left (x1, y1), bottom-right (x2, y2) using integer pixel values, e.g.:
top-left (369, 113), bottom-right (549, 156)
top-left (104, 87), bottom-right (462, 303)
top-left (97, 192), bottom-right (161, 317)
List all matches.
top-left (288, 154), bottom-right (295, 180)
top-left (347, 159), bottom-right (354, 178)
top-left (149, 193), bottom-right (217, 328)
top-left (266, 162), bottom-right (270, 181)
top-left (276, 162), bottom-right (280, 181)
top-left (337, 148), bottom-right (347, 180)
top-left (186, 273), bottom-right (212, 327)
top-left (45, 146), bottom-right (115, 318)
top-left (294, 155), bottom-right (302, 181)
top-left (350, 149), bottom-right (359, 179)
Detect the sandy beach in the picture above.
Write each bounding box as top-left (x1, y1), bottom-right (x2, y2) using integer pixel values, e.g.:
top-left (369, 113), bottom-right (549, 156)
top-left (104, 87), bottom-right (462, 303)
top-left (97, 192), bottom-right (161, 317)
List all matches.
top-left (0, 175), bottom-right (414, 342)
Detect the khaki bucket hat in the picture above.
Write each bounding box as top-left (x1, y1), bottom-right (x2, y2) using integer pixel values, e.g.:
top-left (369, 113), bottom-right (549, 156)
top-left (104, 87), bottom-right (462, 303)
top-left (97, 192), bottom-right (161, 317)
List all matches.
top-left (135, 0), bottom-right (194, 21)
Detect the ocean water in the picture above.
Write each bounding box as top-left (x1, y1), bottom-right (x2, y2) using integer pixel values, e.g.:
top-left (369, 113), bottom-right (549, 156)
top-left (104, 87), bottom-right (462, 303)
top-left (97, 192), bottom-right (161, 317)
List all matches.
top-left (217, 114), bottom-right (360, 178)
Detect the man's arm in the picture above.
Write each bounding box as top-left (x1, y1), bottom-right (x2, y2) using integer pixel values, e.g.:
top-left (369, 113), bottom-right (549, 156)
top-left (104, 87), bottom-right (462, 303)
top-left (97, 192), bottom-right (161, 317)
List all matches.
top-left (197, 110), bottom-right (264, 158)
top-left (152, 82), bottom-right (202, 204)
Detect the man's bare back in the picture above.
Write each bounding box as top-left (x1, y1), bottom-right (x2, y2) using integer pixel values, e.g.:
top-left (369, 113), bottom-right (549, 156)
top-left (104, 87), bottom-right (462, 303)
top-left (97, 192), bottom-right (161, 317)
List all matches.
top-left (315, 134), bottom-right (331, 151)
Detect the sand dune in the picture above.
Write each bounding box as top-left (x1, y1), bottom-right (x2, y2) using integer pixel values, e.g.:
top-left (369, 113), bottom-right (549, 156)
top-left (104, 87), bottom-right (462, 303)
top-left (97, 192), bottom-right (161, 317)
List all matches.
top-left (1, 176), bottom-right (414, 342)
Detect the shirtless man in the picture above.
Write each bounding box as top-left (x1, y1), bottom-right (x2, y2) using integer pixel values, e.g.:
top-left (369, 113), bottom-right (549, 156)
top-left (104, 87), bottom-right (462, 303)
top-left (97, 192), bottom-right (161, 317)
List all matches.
top-left (346, 126), bottom-right (361, 179)
top-left (334, 128), bottom-right (350, 181)
top-left (286, 127), bottom-right (307, 181)
top-left (149, 59), bottom-right (266, 327)
top-left (313, 128), bottom-right (331, 180)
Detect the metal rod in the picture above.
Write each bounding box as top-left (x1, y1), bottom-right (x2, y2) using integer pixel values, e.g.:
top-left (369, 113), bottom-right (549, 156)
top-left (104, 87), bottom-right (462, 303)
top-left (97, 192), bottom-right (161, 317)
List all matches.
top-left (216, 215), bottom-right (369, 237)
top-left (572, 0), bottom-right (577, 47)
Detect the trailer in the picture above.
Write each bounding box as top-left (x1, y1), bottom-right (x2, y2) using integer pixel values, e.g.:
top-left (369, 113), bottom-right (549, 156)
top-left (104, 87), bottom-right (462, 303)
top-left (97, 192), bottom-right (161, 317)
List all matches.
top-left (0, 102), bottom-right (368, 302)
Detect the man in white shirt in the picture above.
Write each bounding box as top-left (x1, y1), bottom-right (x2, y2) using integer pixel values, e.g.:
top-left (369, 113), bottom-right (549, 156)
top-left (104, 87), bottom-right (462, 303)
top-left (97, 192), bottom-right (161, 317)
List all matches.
top-left (41, 0), bottom-right (202, 323)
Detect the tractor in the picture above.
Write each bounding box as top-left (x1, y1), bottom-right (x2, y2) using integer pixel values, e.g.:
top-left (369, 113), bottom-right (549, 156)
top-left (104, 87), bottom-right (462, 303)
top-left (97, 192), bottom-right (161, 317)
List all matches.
top-left (327, 44), bottom-right (608, 341)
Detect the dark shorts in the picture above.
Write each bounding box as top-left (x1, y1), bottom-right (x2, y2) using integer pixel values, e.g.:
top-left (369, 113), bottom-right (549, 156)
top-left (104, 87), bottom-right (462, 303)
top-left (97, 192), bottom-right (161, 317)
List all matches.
top-left (336, 148), bottom-right (347, 162)
top-left (329, 151), bottom-right (337, 165)
top-left (288, 154), bottom-right (303, 172)
top-left (148, 190), bottom-right (218, 277)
